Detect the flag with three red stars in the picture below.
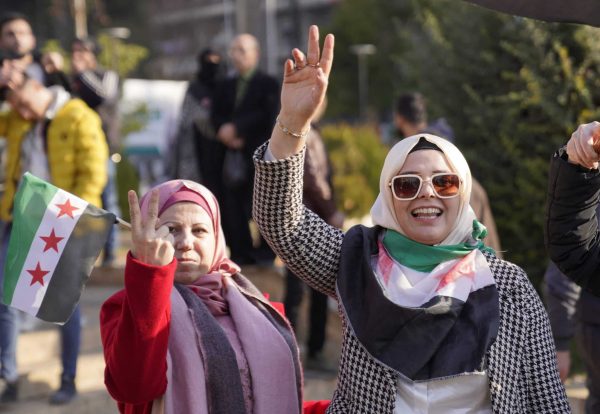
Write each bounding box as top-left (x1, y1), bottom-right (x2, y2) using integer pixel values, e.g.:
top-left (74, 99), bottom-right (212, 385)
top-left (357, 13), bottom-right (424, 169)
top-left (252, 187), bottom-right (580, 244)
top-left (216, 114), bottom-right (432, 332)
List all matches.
top-left (2, 173), bottom-right (115, 324)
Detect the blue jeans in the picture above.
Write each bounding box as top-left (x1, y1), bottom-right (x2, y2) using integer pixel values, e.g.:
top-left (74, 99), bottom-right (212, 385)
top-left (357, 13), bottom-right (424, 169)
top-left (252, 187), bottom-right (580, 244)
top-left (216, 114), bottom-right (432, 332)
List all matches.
top-left (0, 222), bottom-right (18, 382)
top-left (60, 304), bottom-right (81, 379)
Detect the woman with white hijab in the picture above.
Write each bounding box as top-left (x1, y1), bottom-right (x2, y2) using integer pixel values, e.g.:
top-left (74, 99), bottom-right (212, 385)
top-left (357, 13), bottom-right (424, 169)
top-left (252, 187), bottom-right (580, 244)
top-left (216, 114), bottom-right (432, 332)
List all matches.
top-left (252, 25), bottom-right (570, 413)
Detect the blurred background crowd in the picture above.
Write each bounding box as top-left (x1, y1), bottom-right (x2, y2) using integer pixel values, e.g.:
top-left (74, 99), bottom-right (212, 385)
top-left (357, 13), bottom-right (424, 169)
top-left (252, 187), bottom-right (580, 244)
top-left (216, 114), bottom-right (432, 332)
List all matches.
top-left (0, 0), bottom-right (599, 412)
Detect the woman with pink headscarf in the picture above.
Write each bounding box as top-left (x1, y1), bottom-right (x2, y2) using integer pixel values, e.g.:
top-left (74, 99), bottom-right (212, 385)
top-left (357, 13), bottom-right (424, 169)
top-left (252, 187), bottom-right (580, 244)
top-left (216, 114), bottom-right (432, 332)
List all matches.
top-left (99, 180), bottom-right (303, 414)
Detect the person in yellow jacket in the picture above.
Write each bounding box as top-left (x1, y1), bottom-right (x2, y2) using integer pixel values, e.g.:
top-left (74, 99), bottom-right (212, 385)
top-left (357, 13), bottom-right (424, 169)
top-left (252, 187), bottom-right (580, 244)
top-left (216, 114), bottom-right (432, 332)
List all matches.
top-left (0, 76), bottom-right (108, 405)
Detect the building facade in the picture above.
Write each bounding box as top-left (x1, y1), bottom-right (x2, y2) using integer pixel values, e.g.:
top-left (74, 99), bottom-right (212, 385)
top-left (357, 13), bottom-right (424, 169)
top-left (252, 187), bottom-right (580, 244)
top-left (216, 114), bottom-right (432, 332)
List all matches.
top-left (148, 0), bottom-right (340, 79)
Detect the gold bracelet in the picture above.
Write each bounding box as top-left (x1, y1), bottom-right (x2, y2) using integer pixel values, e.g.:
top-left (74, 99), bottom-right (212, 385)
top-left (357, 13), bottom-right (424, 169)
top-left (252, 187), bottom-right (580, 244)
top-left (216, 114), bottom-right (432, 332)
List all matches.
top-left (276, 117), bottom-right (310, 139)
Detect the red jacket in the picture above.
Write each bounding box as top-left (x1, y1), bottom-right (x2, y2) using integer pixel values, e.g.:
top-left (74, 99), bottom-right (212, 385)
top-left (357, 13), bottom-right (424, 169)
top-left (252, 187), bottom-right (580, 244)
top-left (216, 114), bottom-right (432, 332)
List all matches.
top-left (100, 255), bottom-right (330, 413)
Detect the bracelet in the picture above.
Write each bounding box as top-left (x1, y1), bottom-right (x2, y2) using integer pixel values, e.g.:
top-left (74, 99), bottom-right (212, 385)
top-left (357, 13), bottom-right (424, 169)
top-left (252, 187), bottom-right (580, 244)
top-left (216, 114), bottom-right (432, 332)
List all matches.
top-left (276, 117), bottom-right (310, 139)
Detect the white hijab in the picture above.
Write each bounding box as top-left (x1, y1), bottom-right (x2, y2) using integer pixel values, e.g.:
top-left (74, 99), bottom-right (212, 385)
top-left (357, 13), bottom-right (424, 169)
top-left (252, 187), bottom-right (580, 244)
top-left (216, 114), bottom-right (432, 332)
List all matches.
top-left (370, 134), bottom-right (477, 245)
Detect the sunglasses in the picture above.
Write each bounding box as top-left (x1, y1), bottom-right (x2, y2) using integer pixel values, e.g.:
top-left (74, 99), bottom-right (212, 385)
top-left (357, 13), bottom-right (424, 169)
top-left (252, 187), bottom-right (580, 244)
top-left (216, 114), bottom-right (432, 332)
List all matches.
top-left (388, 173), bottom-right (461, 201)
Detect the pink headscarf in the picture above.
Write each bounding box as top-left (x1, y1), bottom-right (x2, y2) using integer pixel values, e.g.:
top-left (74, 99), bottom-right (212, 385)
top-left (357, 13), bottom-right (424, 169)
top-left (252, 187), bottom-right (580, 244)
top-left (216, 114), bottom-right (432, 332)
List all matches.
top-left (139, 180), bottom-right (241, 280)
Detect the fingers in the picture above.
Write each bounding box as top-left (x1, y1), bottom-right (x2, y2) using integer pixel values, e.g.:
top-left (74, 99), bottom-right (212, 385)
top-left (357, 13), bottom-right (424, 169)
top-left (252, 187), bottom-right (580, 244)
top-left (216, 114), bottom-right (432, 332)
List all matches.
top-left (128, 190), bottom-right (141, 233)
top-left (155, 224), bottom-right (170, 239)
top-left (569, 127), bottom-right (591, 168)
top-left (592, 122), bottom-right (600, 153)
top-left (566, 122), bottom-right (600, 169)
top-left (292, 48), bottom-right (306, 70)
top-left (306, 25), bottom-right (320, 66)
top-left (144, 189), bottom-right (160, 236)
top-left (284, 59), bottom-right (295, 77)
top-left (579, 123), bottom-right (600, 167)
top-left (320, 33), bottom-right (335, 77)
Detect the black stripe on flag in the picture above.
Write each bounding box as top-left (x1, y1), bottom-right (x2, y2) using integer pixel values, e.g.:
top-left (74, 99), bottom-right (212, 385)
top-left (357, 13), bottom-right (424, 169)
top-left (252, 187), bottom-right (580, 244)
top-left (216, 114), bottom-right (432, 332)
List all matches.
top-left (37, 204), bottom-right (114, 323)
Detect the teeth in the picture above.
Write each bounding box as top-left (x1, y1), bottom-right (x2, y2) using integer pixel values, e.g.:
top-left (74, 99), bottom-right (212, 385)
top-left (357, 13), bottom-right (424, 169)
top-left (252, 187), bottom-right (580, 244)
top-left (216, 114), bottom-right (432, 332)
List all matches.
top-left (412, 207), bottom-right (442, 217)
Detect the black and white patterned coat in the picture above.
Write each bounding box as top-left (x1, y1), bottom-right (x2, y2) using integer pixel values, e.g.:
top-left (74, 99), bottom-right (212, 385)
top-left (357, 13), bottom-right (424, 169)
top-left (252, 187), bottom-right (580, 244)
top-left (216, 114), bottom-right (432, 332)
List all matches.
top-left (253, 144), bottom-right (570, 413)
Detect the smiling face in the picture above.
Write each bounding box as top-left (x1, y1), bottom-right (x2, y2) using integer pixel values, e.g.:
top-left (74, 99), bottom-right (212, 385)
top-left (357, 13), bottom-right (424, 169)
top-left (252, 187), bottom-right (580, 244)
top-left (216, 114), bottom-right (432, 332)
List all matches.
top-left (158, 202), bottom-right (216, 284)
top-left (392, 149), bottom-right (460, 245)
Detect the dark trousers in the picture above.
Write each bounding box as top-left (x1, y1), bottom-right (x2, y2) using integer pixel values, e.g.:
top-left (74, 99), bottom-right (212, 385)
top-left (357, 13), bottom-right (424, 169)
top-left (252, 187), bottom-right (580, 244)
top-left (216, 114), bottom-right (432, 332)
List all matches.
top-left (220, 180), bottom-right (274, 265)
top-left (284, 268), bottom-right (327, 356)
top-left (60, 304), bottom-right (81, 379)
top-left (577, 321), bottom-right (600, 414)
top-left (221, 181), bottom-right (255, 265)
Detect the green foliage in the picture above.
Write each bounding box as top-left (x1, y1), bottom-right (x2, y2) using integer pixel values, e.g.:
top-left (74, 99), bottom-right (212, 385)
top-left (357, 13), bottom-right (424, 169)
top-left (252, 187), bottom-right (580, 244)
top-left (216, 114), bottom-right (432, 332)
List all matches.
top-left (42, 35), bottom-right (148, 78)
top-left (41, 40), bottom-right (71, 72)
top-left (41, 39), bottom-right (65, 55)
top-left (97, 33), bottom-right (149, 78)
top-left (114, 102), bottom-right (150, 220)
top-left (326, 0), bottom-right (411, 117)
top-left (115, 157), bottom-right (139, 222)
top-left (120, 102), bottom-right (151, 137)
top-left (328, 0), bottom-right (600, 286)
top-left (321, 124), bottom-right (388, 217)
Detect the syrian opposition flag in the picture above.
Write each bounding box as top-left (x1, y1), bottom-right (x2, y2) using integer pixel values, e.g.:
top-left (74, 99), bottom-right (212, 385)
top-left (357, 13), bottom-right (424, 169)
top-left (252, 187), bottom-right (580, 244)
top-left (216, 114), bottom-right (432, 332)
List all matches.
top-left (462, 0), bottom-right (600, 27)
top-left (2, 173), bottom-right (115, 324)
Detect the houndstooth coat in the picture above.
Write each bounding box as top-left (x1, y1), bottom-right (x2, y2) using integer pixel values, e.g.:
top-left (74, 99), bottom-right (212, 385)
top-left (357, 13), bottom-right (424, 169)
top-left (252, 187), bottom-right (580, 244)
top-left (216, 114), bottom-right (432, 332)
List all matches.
top-left (253, 143), bottom-right (570, 413)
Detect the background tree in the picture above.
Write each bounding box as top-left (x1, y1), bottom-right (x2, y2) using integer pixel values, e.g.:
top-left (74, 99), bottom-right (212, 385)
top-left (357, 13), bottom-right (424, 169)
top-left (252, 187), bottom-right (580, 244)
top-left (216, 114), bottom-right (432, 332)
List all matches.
top-left (327, 0), bottom-right (600, 286)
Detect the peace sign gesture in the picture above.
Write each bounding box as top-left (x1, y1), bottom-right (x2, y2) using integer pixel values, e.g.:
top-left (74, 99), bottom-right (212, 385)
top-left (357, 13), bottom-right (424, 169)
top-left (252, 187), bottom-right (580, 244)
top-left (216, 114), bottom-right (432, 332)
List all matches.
top-left (271, 26), bottom-right (334, 158)
top-left (128, 189), bottom-right (175, 266)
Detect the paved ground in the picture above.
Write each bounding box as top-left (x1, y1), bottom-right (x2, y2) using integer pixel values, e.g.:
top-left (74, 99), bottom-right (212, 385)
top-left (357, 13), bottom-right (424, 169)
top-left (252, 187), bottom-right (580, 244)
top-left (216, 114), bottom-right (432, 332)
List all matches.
top-left (0, 234), bottom-right (587, 413)
top-left (0, 262), bottom-right (339, 414)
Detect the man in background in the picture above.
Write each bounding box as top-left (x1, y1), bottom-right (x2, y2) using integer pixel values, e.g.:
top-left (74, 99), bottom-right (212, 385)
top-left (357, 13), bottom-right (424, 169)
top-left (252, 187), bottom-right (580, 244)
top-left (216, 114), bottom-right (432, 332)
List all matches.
top-left (0, 75), bottom-right (108, 405)
top-left (70, 37), bottom-right (120, 267)
top-left (211, 34), bottom-right (279, 265)
top-left (0, 12), bottom-right (70, 90)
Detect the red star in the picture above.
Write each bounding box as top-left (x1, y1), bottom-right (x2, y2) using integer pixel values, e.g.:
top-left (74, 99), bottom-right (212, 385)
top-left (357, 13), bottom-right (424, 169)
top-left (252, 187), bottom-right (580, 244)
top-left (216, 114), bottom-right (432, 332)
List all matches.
top-left (40, 229), bottom-right (64, 252)
top-left (27, 262), bottom-right (49, 286)
top-left (55, 199), bottom-right (79, 219)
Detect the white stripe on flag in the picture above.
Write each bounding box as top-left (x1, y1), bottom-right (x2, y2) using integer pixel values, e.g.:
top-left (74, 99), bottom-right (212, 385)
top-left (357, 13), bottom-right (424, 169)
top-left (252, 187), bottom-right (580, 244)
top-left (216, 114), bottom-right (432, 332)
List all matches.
top-left (10, 190), bottom-right (88, 315)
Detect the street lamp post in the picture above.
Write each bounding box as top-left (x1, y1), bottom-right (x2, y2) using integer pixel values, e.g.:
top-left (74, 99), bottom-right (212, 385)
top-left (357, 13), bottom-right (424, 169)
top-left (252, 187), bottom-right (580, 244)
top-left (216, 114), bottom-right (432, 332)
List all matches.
top-left (350, 44), bottom-right (377, 121)
top-left (222, 0), bottom-right (234, 47)
top-left (72, 0), bottom-right (87, 39)
top-left (265, 0), bottom-right (279, 75)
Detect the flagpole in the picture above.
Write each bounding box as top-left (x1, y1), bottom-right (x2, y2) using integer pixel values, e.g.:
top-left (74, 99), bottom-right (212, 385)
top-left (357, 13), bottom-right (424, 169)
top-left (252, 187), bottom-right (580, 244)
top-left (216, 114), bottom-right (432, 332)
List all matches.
top-left (116, 217), bottom-right (131, 230)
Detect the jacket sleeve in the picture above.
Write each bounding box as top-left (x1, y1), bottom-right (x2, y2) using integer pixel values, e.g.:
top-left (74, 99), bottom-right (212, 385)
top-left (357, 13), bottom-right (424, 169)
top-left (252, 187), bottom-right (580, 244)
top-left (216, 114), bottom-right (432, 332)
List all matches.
top-left (233, 75), bottom-right (280, 152)
top-left (72, 110), bottom-right (109, 205)
top-left (210, 78), bottom-right (232, 133)
top-left (0, 112), bottom-right (8, 137)
top-left (253, 142), bottom-right (344, 298)
top-left (100, 253), bottom-right (177, 405)
top-left (303, 131), bottom-right (338, 222)
top-left (542, 261), bottom-right (581, 351)
top-left (76, 69), bottom-right (119, 108)
top-left (545, 146), bottom-right (600, 295)
top-left (520, 268), bottom-right (571, 412)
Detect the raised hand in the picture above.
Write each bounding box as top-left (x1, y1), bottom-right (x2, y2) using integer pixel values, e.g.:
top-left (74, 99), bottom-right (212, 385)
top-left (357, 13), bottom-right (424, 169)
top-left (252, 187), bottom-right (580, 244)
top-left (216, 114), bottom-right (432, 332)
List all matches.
top-left (0, 60), bottom-right (25, 90)
top-left (270, 25), bottom-right (334, 159)
top-left (128, 189), bottom-right (175, 266)
top-left (279, 25), bottom-right (334, 128)
top-left (566, 121), bottom-right (600, 169)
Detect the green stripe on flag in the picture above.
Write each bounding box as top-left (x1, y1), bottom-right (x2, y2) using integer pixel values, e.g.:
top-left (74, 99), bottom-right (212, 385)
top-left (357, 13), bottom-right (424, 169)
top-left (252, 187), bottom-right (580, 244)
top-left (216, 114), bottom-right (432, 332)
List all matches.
top-left (3, 173), bottom-right (58, 305)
